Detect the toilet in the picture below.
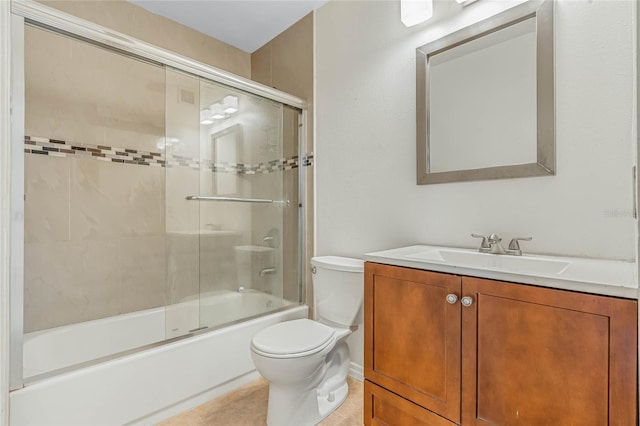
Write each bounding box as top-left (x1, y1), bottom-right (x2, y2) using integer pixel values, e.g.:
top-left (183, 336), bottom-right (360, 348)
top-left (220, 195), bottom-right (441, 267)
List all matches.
top-left (250, 256), bottom-right (364, 426)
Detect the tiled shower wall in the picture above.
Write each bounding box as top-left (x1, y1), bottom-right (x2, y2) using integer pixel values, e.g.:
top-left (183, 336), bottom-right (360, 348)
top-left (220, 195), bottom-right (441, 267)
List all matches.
top-left (24, 2), bottom-right (313, 333)
top-left (37, 0), bottom-right (251, 79)
top-left (24, 26), bottom-right (168, 332)
top-left (251, 13), bottom-right (314, 312)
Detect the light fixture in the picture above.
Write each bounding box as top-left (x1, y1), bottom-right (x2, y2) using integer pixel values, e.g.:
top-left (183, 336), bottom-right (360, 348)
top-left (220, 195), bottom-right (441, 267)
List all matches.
top-left (200, 109), bottom-right (213, 125)
top-left (222, 95), bottom-right (239, 114)
top-left (210, 103), bottom-right (225, 120)
top-left (401, 0), bottom-right (433, 27)
top-left (200, 95), bottom-right (239, 124)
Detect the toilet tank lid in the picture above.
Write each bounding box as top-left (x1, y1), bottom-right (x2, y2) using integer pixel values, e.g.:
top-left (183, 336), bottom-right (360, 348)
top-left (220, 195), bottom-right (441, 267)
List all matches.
top-left (311, 256), bottom-right (364, 273)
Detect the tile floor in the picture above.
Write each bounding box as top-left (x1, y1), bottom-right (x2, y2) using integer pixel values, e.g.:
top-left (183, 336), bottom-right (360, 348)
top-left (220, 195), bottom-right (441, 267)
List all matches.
top-left (158, 376), bottom-right (363, 426)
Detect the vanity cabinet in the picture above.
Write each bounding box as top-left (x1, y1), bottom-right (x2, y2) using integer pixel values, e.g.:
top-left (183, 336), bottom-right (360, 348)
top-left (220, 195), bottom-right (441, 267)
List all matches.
top-left (364, 262), bottom-right (638, 426)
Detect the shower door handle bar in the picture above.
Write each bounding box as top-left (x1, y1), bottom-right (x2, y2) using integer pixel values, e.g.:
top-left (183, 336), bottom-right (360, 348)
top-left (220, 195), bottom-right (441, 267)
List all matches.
top-left (186, 195), bottom-right (289, 206)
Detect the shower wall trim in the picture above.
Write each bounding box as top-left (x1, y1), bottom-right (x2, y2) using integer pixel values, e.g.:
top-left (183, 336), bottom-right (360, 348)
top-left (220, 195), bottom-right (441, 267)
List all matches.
top-left (24, 135), bottom-right (315, 172)
top-left (0, 1), bottom-right (11, 423)
top-left (9, 11), bottom-right (26, 396)
top-left (11, 0), bottom-right (306, 110)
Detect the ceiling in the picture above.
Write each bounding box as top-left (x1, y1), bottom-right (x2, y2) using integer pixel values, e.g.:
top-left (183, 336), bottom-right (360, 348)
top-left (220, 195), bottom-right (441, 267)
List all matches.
top-left (128, 0), bottom-right (328, 53)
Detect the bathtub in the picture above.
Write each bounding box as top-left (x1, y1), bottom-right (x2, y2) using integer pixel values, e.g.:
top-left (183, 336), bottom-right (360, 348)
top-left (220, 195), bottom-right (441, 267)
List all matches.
top-left (23, 289), bottom-right (296, 378)
top-left (12, 290), bottom-right (307, 425)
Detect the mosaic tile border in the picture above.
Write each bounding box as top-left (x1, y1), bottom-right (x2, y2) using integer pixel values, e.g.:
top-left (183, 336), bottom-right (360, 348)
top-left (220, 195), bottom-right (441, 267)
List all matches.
top-left (24, 136), bottom-right (313, 173)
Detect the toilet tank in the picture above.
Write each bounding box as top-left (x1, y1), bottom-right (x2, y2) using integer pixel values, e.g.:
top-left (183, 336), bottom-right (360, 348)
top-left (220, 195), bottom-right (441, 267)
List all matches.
top-left (311, 256), bottom-right (364, 327)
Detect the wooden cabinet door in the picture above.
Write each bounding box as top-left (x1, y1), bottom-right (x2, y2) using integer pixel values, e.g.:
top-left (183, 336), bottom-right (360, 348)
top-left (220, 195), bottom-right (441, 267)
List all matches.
top-left (365, 262), bottom-right (462, 423)
top-left (461, 277), bottom-right (638, 426)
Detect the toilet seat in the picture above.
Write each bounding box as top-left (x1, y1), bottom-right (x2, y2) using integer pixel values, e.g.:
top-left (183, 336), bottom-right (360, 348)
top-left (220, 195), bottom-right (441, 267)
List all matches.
top-left (251, 319), bottom-right (336, 359)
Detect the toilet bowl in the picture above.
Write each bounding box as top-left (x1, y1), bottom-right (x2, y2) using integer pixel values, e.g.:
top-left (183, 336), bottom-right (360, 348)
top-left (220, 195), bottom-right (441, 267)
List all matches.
top-left (250, 256), bottom-right (364, 426)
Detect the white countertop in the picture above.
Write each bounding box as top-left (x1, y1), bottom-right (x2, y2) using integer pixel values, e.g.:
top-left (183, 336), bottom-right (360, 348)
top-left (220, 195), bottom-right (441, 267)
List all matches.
top-left (364, 245), bottom-right (638, 299)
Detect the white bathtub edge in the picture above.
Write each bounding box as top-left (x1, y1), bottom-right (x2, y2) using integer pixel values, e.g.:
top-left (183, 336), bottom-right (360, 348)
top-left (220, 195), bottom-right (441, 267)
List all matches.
top-left (10, 306), bottom-right (308, 426)
top-left (127, 370), bottom-right (262, 425)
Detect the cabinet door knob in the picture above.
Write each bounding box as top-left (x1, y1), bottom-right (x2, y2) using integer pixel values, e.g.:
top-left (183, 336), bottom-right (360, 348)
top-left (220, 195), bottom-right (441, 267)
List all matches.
top-left (461, 296), bottom-right (474, 307)
top-left (446, 294), bottom-right (458, 304)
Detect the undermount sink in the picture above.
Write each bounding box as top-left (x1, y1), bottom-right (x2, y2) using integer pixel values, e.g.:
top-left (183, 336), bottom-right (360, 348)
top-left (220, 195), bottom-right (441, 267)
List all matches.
top-left (406, 248), bottom-right (570, 275)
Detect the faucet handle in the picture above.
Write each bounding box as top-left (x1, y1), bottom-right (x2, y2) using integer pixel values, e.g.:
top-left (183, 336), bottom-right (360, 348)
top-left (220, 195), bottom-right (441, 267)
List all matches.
top-left (508, 236), bottom-right (532, 250)
top-left (507, 237), bottom-right (532, 255)
top-left (471, 233), bottom-right (491, 250)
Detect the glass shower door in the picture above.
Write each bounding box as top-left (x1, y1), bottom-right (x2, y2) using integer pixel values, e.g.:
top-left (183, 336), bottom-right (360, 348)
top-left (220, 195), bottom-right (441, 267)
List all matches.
top-left (164, 70), bottom-right (301, 336)
top-left (164, 68), bottom-right (202, 338)
top-left (196, 79), bottom-right (298, 329)
top-left (20, 15), bottom-right (304, 382)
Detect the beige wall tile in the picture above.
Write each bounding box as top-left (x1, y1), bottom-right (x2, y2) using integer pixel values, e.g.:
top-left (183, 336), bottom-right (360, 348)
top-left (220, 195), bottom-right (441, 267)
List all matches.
top-left (26, 26), bottom-right (165, 151)
top-left (251, 13), bottom-right (313, 102)
top-left (165, 166), bottom-right (199, 234)
top-left (270, 14), bottom-right (313, 102)
top-left (70, 158), bottom-right (164, 240)
top-left (37, 0), bottom-right (251, 77)
top-left (24, 155), bottom-right (70, 243)
top-left (119, 236), bottom-right (167, 313)
top-left (165, 234), bottom-right (199, 304)
top-left (251, 13), bottom-right (314, 309)
top-left (226, 46), bottom-right (252, 80)
top-left (166, 69), bottom-right (200, 159)
top-left (24, 240), bottom-right (120, 332)
top-left (199, 232), bottom-right (242, 294)
top-left (283, 168), bottom-right (300, 302)
top-left (251, 43), bottom-right (272, 87)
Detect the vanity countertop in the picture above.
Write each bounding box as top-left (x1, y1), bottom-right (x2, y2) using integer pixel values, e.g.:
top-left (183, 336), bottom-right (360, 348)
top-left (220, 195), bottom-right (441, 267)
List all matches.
top-left (364, 245), bottom-right (638, 299)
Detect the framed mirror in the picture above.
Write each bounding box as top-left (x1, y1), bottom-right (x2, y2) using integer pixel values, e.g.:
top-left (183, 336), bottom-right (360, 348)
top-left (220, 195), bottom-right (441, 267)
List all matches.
top-left (416, 0), bottom-right (554, 185)
top-left (212, 123), bottom-right (242, 195)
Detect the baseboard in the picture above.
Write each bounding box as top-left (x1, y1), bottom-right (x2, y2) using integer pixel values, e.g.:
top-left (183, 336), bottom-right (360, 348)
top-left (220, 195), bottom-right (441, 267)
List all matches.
top-left (349, 362), bottom-right (363, 382)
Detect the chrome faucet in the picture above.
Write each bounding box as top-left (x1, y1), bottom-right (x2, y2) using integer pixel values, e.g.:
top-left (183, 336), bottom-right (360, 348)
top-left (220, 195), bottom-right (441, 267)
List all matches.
top-left (472, 234), bottom-right (532, 256)
top-left (487, 233), bottom-right (507, 255)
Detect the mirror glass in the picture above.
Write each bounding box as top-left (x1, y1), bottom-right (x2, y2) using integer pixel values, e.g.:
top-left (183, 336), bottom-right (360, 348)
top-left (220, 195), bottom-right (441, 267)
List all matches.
top-left (212, 124), bottom-right (242, 195)
top-left (416, 1), bottom-right (554, 184)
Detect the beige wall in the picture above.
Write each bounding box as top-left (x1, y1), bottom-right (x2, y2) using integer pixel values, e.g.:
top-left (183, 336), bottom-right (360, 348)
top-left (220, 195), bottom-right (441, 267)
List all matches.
top-left (251, 13), bottom-right (315, 312)
top-left (37, 0), bottom-right (250, 78)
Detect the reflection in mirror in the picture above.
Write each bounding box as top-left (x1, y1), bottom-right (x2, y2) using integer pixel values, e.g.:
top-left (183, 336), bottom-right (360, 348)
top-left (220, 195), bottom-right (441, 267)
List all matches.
top-left (416, 0), bottom-right (554, 184)
top-left (212, 124), bottom-right (242, 195)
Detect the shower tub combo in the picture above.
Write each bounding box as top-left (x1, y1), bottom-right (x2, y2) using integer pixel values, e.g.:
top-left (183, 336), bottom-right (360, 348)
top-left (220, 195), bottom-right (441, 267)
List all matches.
top-left (8, 0), bottom-right (310, 424)
top-left (13, 290), bottom-right (306, 425)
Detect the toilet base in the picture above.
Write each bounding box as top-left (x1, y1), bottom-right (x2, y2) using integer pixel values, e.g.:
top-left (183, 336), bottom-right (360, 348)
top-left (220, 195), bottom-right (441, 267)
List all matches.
top-left (264, 341), bottom-right (351, 426)
top-left (317, 381), bottom-right (348, 421)
top-left (266, 379), bottom-right (349, 426)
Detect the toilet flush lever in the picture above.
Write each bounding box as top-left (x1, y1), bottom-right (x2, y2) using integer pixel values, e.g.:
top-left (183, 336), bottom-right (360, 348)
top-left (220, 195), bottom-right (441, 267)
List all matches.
top-left (311, 266), bottom-right (317, 274)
